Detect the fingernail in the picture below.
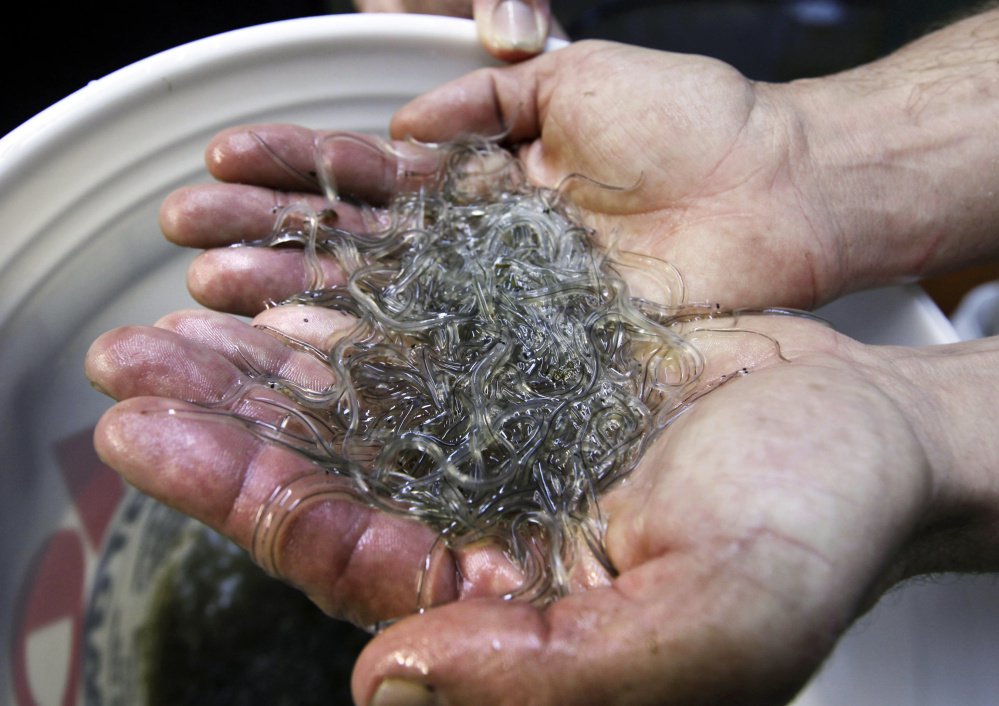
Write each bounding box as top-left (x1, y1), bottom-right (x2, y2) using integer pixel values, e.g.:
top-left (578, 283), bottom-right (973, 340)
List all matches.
top-left (489, 0), bottom-right (545, 53)
top-left (89, 379), bottom-right (113, 398)
top-left (370, 678), bottom-right (439, 706)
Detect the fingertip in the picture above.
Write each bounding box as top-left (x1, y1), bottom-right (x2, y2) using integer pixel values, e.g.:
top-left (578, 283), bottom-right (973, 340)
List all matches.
top-left (185, 249), bottom-right (271, 316)
top-left (159, 185), bottom-right (240, 246)
top-left (90, 397), bottom-right (175, 482)
top-left (475, 0), bottom-right (549, 62)
top-left (202, 124), bottom-right (319, 188)
top-left (152, 307), bottom-right (225, 334)
top-left (89, 396), bottom-right (254, 527)
top-left (84, 328), bottom-right (115, 388)
top-left (204, 125), bottom-right (249, 178)
top-left (185, 251), bottom-right (220, 309)
top-left (158, 187), bottom-right (187, 243)
top-left (84, 325), bottom-right (149, 399)
top-left (367, 678), bottom-right (439, 706)
top-left (92, 402), bottom-right (124, 471)
top-left (352, 600), bottom-right (552, 706)
top-left (484, 44), bottom-right (544, 64)
top-left (186, 247), bottom-right (345, 317)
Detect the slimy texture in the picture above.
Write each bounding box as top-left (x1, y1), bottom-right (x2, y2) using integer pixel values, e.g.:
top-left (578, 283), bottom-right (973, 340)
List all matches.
top-left (221, 138), bottom-right (717, 606)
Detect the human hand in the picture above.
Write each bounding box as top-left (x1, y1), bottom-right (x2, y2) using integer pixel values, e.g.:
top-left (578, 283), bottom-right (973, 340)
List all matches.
top-left (163, 42), bottom-right (867, 315)
top-left (349, 11), bottom-right (999, 309)
top-left (87, 303), bottom-right (999, 705)
top-left (352, 0), bottom-right (559, 61)
top-left (387, 35), bottom-right (999, 310)
top-left (165, 19), bottom-right (999, 315)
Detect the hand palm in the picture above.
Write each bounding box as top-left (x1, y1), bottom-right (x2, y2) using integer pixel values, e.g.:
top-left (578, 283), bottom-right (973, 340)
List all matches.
top-left (351, 315), bottom-right (927, 704)
top-left (166, 43), bottom-right (833, 319)
top-left (88, 304), bottom-right (924, 704)
top-left (392, 41), bottom-right (837, 310)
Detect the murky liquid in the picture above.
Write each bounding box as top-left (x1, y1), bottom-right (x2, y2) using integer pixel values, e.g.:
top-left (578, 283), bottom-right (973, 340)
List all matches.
top-left (140, 524), bottom-right (370, 705)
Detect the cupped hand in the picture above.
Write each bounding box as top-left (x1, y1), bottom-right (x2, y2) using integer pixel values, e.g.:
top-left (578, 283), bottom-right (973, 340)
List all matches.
top-left (164, 42), bottom-right (853, 315)
top-left (86, 304), bottom-right (938, 706)
top-left (353, 0), bottom-right (558, 61)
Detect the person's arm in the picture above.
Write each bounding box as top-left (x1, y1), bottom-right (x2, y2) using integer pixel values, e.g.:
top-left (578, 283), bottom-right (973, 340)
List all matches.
top-left (878, 334), bottom-right (999, 582)
top-left (785, 9), bottom-right (999, 298)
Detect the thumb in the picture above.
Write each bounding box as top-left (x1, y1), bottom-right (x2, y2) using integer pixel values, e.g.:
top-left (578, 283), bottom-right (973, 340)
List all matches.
top-left (390, 53), bottom-right (552, 144)
top-left (350, 568), bottom-right (827, 706)
top-left (473, 0), bottom-right (552, 61)
top-left (353, 596), bottom-right (626, 706)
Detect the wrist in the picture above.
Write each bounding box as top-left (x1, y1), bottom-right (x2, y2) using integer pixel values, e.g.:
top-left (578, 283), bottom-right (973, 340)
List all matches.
top-left (783, 10), bottom-right (999, 297)
top-left (870, 337), bottom-right (999, 577)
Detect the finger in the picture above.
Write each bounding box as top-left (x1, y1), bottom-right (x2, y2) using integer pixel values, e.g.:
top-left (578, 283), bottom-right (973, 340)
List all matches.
top-left (85, 319), bottom-right (324, 445)
top-left (86, 322), bottom-right (246, 404)
top-left (155, 306), bottom-right (363, 384)
top-left (390, 57), bottom-right (546, 143)
top-left (160, 183), bottom-right (371, 248)
top-left (249, 305), bottom-right (360, 351)
top-left (186, 247), bottom-right (346, 316)
top-left (95, 396), bottom-right (458, 625)
top-left (205, 125), bottom-right (442, 203)
top-left (89, 313), bottom-right (528, 623)
top-left (85, 317), bottom-right (446, 623)
top-left (473, 0), bottom-right (550, 61)
top-left (153, 308), bottom-right (349, 387)
top-left (87, 311), bottom-right (345, 406)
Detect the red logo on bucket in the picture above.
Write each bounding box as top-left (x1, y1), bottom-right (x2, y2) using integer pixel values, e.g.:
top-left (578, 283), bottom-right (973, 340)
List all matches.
top-left (10, 428), bottom-right (123, 706)
top-left (11, 531), bottom-right (85, 706)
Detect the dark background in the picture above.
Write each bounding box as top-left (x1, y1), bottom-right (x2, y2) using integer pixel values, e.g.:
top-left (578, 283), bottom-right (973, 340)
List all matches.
top-left (3, 0), bottom-right (983, 139)
top-left (2, 0), bottom-right (991, 308)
